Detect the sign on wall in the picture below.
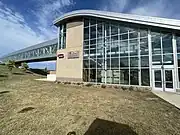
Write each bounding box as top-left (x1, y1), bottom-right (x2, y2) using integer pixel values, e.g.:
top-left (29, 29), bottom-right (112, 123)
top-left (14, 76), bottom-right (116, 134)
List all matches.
top-left (67, 51), bottom-right (79, 59)
top-left (57, 53), bottom-right (64, 59)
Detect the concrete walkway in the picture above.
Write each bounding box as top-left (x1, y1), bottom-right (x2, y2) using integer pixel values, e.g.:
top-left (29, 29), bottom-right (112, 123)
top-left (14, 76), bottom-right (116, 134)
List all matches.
top-left (35, 78), bottom-right (56, 82)
top-left (152, 91), bottom-right (180, 109)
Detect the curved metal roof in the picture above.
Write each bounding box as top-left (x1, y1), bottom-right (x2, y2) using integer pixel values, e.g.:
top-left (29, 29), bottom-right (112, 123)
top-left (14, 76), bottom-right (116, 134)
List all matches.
top-left (54, 10), bottom-right (180, 30)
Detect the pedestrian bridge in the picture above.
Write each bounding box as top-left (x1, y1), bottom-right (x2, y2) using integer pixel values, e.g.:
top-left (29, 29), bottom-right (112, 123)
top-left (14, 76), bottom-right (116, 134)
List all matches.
top-left (0, 39), bottom-right (58, 63)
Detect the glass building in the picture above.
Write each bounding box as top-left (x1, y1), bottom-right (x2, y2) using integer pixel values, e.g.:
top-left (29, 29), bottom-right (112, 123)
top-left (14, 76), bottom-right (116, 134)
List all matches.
top-left (54, 10), bottom-right (180, 93)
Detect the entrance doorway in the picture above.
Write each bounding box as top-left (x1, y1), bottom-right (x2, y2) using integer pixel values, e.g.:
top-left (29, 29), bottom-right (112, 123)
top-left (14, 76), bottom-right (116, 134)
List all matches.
top-left (152, 66), bottom-right (175, 92)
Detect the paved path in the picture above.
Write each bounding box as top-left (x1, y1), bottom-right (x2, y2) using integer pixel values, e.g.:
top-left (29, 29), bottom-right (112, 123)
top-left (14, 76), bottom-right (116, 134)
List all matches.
top-left (152, 91), bottom-right (180, 109)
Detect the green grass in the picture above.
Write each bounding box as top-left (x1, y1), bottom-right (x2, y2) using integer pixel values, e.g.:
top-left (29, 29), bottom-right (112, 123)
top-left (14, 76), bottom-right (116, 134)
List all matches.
top-left (0, 65), bottom-right (180, 135)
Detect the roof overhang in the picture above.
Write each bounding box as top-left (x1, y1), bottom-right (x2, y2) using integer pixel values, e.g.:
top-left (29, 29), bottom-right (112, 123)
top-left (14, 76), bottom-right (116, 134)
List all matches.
top-left (53, 10), bottom-right (180, 31)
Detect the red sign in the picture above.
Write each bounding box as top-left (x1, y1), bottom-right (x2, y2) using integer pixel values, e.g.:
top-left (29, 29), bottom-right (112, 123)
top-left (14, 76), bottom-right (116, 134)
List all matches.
top-left (57, 53), bottom-right (64, 59)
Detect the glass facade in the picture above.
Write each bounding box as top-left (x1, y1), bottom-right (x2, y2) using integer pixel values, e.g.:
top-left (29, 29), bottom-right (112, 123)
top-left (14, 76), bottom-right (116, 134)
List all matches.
top-left (58, 24), bottom-right (66, 49)
top-left (83, 17), bottom-right (178, 88)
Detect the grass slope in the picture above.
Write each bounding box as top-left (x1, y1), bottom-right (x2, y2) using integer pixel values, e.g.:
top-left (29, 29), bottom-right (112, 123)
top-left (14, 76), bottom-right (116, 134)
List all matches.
top-left (0, 65), bottom-right (180, 135)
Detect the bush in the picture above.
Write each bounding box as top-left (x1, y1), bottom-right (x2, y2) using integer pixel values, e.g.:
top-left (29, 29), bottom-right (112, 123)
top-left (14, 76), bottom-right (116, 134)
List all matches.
top-left (113, 85), bottom-right (120, 89)
top-left (64, 82), bottom-right (71, 85)
top-left (101, 84), bottom-right (106, 89)
top-left (121, 86), bottom-right (127, 91)
top-left (85, 83), bottom-right (93, 87)
top-left (21, 62), bottom-right (29, 71)
top-left (129, 86), bottom-right (134, 91)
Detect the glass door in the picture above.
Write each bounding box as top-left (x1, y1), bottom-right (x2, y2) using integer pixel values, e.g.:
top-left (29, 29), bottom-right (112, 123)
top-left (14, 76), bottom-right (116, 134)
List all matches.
top-left (153, 69), bottom-right (163, 91)
top-left (164, 69), bottom-right (174, 92)
top-left (152, 68), bottom-right (175, 92)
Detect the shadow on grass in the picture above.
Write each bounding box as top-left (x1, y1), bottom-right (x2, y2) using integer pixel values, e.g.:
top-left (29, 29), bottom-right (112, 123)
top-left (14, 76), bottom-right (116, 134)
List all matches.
top-left (0, 91), bottom-right (10, 94)
top-left (0, 74), bottom-right (8, 77)
top-left (84, 118), bottom-right (138, 135)
top-left (13, 72), bottom-right (25, 75)
top-left (18, 107), bottom-right (35, 113)
top-left (29, 69), bottom-right (47, 76)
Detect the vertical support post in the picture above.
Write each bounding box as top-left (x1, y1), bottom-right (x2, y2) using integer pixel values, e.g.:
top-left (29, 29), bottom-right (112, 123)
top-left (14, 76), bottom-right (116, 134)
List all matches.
top-left (173, 33), bottom-right (178, 91)
top-left (128, 30), bottom-right (130, 85)
top-left (57, 26), bottom-right (60, 50)
top-left (148, 29), bottom-right (152, 87)
top-left (138, 31), bottom-right (141, 86)
top-left (118, 24), bottom-right (121, 85)
top-left (104, 23), bottom-right (107, 84)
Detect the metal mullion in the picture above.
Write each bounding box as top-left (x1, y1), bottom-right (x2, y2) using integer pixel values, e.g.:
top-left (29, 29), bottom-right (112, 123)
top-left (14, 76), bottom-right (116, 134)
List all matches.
top-left (57, 26), bottom-right (60, 50)
top-left (118, 24), bottom-right (121, 84)
top-left (160, 33), bottom-right (165, 91)
top-left (173, 34), bottom-right (178, 90)
top-left (96, 22), bottom-right (98, 84)
top-left (128, 30), bottom-right (130, 85)
top-left (138, 31), bottom-right (141, 86)
top-left (88, 21), bottom-right (90, 82)
top-left (110, 22), bottom-right (112, 84)
top-left (104, 23), bottom-right (107, 84)
top-left (148, 29), bottom-right (152, 87)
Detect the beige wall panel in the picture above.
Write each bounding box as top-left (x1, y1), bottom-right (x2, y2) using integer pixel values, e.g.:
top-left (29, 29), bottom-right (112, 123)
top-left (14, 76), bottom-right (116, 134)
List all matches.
top-left (56, 21), bottom-right (83, 82)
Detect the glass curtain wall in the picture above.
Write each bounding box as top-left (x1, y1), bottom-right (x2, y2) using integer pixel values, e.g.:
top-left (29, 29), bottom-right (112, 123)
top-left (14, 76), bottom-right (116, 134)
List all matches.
top-left (176, 34), bottom-right (180, 88)
top-left (58, 24), bottom-right (66, 49)
top-left (83, 17), bottom-right (150, 86)
top-left (151, 30), bottom-right (173, 66)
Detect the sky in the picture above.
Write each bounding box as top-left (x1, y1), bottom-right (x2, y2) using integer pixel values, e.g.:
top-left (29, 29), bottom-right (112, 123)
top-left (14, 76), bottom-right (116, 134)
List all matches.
top-left (0, 0), bottom-right (180, 69)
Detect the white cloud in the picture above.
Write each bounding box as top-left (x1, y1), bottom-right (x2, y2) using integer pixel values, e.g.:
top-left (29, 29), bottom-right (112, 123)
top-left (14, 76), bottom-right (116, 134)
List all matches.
top-left (130, 0), bottom-right (172, 18)
top-left (0, 2), bottom-right (46, 56)
top-left (0, 0), bottom-right (74, 57)
top-left (32, 0), bottom-right (74, 39)
top-left (100, 0), bottom-right (180, 19)
top-left (100, 0), bottom-right (128, 12)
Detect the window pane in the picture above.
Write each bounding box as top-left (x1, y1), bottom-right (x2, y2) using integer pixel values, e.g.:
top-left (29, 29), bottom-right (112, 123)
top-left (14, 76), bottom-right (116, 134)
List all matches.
top-left (152, 55), bottom-right (162, 65)
top-left (90, 26), bottom-right (96, 39)
top-left (141, 69), bottom-right (150, 86)
top-left (83, 60), bottom-right (89, 68)
top-left (84, 19), bottom-right (89, 27)
top-left (111, 57), bottom-right (119, 68)
top-left (111, 25), bottom-right (118, 35)
top-left (178, 54), bottom-right (180, 67)
top-left (83, 69), bottom-right (89, 82)
top-left (130, 69), bottom-right (139, 85)
top-left (120, 26), bottom-right (128, 34)
top-left (129, 44), bottom-right (138, 56)
top-left (105, 23), bottom-right (110, 37)
top-left (112, 69), bottom-right (120, 84)
top-left (90, 19), bottom-right (96, 25)
top-left (97, 59), bottom-right (104, 69)
top-left (90, 58), bottom-right (96, 68)
top-left (140, 29), bottom-right (148, 37)
top-left (141, 56), bottom-right (149, 67)
top-left (152, 36), bottom-right (161, 55)
top-left (140, 38), bottom-right (148, 55)
top-left (120, 69), bottom-right (129, 85)
top-left (176, 36), bottom-right (180, 53)
top-left (120, 57), bottom-right (129, 68)
top-left (163, 54), bottom-right (174, 65)
top-left (111, 35), bottom-right (118, 42)
top-left (97, 69), bottom-right (103, 83)
top-left (90, 69), bottom-right (96, 82)
top-left (121, 34), bottom-right (128, 40)
top-left (130, 57), bottom-right (138, 67)
top-left (162, 34), bottom-right (173, 54)
top-left (129, 31), bottom-right (138, 39)
top-left (97, 24), bottom-right (103, 38)
top-left (90, 39), bottom-right (96, 45)
top-left (120, 45), bottom-right (128, 57)
top-left (84, 28), bottom-right (89, 40)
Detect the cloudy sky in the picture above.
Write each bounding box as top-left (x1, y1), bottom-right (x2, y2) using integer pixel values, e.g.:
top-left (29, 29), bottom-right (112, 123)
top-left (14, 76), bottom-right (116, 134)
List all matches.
top-left (0, 0), bottom-right (180, 69)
